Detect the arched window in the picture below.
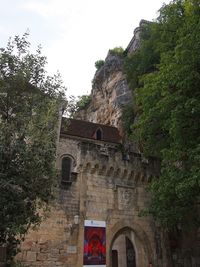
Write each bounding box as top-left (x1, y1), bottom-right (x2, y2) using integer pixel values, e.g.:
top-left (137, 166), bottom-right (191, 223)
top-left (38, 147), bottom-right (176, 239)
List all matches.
top-left (61, 157), bottom-right (71, 183)
top-left (96, 128), bottom-right (103, 140)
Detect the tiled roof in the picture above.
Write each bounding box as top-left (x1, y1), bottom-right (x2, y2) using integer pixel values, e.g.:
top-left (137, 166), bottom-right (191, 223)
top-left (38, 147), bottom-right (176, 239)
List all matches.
top-left (60, 118), bottom-right (121, 144)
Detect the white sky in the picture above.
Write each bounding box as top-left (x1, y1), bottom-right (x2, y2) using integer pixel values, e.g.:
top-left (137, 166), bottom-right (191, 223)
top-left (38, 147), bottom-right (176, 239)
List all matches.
top-left (0, 0), bottom-right (170, 97)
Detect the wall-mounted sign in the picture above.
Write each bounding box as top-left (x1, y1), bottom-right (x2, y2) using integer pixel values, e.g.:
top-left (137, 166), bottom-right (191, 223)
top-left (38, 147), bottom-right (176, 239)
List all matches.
top-left (67, 245), bottom-right (77, 254)
top-left (83, 220), bottom-right (106, 267)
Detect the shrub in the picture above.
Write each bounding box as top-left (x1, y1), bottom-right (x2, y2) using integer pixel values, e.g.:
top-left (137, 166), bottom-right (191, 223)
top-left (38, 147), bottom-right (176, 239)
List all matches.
top-left (95, 60), bottom-right (105, 70)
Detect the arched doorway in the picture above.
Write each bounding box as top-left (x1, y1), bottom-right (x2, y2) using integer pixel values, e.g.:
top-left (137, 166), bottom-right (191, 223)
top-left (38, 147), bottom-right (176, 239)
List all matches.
top-left (108, 223), bottom-right (152, 267)
top-left (111, 228), bottom-right (136, 267)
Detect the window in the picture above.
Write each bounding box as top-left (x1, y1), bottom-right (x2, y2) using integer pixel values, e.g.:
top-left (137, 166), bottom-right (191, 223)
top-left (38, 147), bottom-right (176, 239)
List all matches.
top-left (61, 157), bottom-right (71, 183)
top-left (60, 155), bottom-right (78, 188)
top-left (96, 128), bottom-right (103, 140)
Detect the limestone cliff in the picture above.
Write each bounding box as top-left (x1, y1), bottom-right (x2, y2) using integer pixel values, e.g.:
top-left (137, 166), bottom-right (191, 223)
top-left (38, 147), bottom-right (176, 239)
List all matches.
top-left (76, 20), bottom-right (149, 136)
top-left (76, 51), bottom-right (132, 135)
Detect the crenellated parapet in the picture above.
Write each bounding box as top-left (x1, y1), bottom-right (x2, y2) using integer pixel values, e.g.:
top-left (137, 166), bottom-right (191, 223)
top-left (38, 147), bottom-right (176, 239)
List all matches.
top-left (77, 141), bottom-right (159, 186)
top-left (80, 160), bottom-right (156, 185)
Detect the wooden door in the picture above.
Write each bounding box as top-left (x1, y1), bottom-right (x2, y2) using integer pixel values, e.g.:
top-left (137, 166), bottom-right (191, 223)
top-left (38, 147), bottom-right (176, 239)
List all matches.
top-left (112, 250), bottom-right (118, 267)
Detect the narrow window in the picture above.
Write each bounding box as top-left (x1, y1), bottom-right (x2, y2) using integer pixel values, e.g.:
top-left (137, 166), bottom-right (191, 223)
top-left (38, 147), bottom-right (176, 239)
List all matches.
top-left (61, 157), bottom-right (71, 183)
top-left (96, 128), bottom-right (102, 140)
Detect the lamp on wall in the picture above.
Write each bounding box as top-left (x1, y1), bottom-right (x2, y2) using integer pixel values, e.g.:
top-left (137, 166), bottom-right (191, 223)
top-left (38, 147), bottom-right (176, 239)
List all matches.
top-left (74, 215), bottom-right (79, 225)
top-left (69, 215), bottom-right (80, 235)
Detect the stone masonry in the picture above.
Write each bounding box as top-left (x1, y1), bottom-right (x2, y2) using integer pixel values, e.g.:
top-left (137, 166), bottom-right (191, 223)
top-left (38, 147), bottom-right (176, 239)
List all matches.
top-left (16, 126), bottom-right (171, 267)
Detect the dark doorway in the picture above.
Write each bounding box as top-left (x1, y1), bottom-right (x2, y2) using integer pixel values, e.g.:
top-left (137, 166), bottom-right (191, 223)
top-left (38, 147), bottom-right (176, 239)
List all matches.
top-left (112, 250), bottom-right (118, 267)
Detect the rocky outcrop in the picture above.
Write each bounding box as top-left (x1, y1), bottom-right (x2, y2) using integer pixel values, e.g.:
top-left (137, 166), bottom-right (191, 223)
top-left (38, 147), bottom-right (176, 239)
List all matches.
top-left (76, 20), bottom-right (154, 135)
top-left (76, 52), bottom-right (132, 134)
top-left (76, 21), bottom-right (153, 134)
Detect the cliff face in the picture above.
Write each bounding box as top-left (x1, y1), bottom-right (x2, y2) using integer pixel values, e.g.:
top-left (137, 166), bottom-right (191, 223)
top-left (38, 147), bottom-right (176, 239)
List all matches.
top-left (76, 52), bottom-right (132, 134)
top-left (76, 21), bottom-right (149, 134)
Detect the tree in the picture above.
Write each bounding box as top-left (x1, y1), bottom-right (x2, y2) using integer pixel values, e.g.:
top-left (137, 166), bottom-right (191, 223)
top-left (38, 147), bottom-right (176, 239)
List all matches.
top-left (95, 60), bottom-right (105, 71)
top-left (66, 94), bottom-right (91, 118)
top-left (124, 0), bottom-right (200, 229)
top-left (0, 33), bottom-right (65, 262)
top-left (109, 46), bottom-right (124, 56)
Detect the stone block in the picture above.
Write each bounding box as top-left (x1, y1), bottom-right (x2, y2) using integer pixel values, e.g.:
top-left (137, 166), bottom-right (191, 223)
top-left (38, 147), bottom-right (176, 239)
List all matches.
top-left (31, 244), bottom-right (40, 253)
top-left (58, 254), bottom-right (68, 262)
top-left (15, 252), bottom-right (22, 261)
top-left (36, 253), bottom-right (47, 261)
top-left (59, 250), bottom-right (67, 255)
top-left (51, 248), bottom-right (59, 254)
top-left (21, 241), bottom-right (33, 251)
top-left (26, 251), bottom-right (36, 261)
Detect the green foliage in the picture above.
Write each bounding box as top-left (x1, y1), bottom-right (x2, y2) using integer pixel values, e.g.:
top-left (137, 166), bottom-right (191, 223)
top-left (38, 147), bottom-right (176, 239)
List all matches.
top-left (124, 0), bottom-right (200, 229)
top-left (76, 94), bottom-right (91, 110)
top-left (109, 46), bottom-right (124, 57)
top-left (0, 33), bottom-right (65, 260)
top-left (95, 60), bottom-right (105, 70)
top-left (67, 94), bottom-right (91, 117)
top-left (122, 104), bottom-right (135, 135)
top-left (124, 22), bottom-right (162, 90)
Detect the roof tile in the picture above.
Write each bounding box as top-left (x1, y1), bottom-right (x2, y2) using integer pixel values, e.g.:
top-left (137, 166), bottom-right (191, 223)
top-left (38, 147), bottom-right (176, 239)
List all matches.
top-left (60, 118), bottom-right (121, 144)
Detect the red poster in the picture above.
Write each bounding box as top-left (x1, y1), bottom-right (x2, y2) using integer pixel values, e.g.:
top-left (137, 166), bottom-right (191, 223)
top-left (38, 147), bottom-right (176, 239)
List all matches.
top-left (83, 220), bottom-right (106, 267)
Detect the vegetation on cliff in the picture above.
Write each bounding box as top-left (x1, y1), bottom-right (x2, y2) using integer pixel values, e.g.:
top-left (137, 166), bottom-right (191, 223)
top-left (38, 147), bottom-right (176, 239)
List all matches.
top-left (95, 60), bottom-right (105, 71)
top-left (124, 0), bottom-right (200, 229)
top-left (67, 94), bottom-right (91, 117)
top-left (0, 33), bottom-right (65, 261)
top-left (109, 46), bottom-right (124, 57)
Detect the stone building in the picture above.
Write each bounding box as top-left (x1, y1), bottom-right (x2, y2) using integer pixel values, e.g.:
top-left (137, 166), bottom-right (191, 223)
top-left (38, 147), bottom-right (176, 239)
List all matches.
top-left (16, 115), bottom-right (169, 267)
top-left (14, 20), bottom-right (200, 267)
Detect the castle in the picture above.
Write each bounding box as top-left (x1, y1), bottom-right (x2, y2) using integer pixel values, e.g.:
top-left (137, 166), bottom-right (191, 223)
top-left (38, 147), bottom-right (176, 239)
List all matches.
top-left (13, 20), bottom-right (200, 267)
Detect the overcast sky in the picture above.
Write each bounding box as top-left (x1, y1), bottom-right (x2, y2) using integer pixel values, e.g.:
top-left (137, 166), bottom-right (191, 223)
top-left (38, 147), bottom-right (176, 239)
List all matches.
top-left (0, 0), bottom-right (170, 97)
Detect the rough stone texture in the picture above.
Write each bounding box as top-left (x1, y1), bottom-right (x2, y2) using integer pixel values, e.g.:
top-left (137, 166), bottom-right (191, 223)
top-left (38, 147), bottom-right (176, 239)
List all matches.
top-left (76, 52), bottom-right (132, 136)
top-left (76, 21), bottom-right (151, 135)
top-left (126, 20), bottom-right (151, 55)
top-left (75, 141), bottom-right (167, 267)
top-left (17, 134), bottom-right (169, 267)
top-left (15, 139), bottom-right (81, 267)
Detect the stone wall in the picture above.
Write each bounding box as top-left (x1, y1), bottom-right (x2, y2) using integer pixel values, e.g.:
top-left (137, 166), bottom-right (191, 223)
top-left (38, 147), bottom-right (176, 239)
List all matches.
top-left (126, 19), bottom-right (151, 55)
top-left (16, 135), bottom-right (170, 267)
top-left (15, 138), bottom-right (81, 267)
top-left (76, 141), bottom-right (168, 267)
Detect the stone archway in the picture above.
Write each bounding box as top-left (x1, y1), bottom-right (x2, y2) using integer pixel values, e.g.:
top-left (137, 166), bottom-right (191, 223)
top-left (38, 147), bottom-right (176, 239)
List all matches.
top-left (107, 220), bottom-right (154, 267)
top-left (112, 232), bottom-right (136, 267)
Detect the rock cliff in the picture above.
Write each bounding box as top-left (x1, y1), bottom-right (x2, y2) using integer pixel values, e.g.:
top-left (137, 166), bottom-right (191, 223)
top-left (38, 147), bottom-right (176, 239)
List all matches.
top-left (76, 20), bottom-right (150, 135)
top-left (76, 52), bottom-right (132, 135)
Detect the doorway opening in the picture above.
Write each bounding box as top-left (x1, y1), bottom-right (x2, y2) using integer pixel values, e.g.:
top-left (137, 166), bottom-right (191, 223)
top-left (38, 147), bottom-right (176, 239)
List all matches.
top-left (111, 233), bottom-right (136, 267)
